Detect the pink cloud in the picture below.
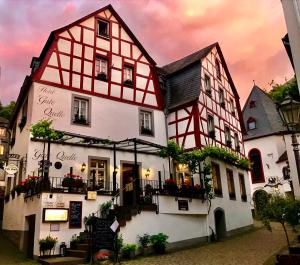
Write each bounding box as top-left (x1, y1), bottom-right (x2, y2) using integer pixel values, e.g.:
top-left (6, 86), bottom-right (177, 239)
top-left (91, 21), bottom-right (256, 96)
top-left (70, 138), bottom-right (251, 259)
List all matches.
top-left (0, 0), bottom-right (293, 108)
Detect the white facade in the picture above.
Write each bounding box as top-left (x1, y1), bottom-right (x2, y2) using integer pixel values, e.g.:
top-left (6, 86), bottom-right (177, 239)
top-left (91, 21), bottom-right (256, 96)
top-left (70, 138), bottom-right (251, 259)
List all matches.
top-left (3, 5), bottom-right (253, 258)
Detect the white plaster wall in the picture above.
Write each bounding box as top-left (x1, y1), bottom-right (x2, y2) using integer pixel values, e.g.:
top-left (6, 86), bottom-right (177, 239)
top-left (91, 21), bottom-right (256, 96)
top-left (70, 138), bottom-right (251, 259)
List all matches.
top-left (244, 135), bottom-right (290, 197)
top-left (30, 83), bottom-right (167, 146)
top-left (26, 141), bottom-right (170, 184)
top-left (120, 211), bottom-right (208, 244)
top-left (207, 158), bottom-right (253, 233)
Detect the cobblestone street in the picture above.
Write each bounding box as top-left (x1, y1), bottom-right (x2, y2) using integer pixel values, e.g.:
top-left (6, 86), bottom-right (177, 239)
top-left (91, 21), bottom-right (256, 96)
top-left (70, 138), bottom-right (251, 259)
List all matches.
top-left (123, 223), bottom-right (297, 265)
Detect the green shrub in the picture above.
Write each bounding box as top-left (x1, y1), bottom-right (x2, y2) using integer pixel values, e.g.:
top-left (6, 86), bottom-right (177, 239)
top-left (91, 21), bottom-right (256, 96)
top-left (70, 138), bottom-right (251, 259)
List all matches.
top-left (138, 233), bottom-right (150, 248)
top-left (122, 243), bottom-right (137, 259)
top-left (150, 233), bottom-right (168, 254)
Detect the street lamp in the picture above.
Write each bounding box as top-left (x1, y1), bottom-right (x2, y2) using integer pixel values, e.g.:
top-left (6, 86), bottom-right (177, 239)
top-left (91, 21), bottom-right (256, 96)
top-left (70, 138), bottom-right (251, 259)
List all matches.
top-left (277, 95), bottom-right (300, 187)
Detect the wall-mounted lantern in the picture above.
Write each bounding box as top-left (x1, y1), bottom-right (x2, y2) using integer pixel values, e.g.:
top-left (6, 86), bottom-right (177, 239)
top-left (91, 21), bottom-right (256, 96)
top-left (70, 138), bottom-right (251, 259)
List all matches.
top-left (145, 168), bottom-right (150, 178)
top-left (81, 163), bottom-right (86, 172)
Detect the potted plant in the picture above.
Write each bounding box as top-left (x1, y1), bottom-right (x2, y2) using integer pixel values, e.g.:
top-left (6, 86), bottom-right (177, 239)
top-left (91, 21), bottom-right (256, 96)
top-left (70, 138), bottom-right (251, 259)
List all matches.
top-left (15, 183), bottom-right (25, 195)
top-left (163, 179), bottom-right (178, 196)
top-left (150, 233), bottom-right (168, 254)
top-left (100, 201), bottom-right (112, 218)
top-left (138, 233), bottom-right (151, 255)
top-left (39, 235), bottom-right (58, 256)
top-left (70, 234), bottom-right (79, 249)
top-left (122, 244), bottom-right (137, 259)
top-left (123, 79), bottom-right (133, 86)
top-left (96, 71), bottom-right (108, 81)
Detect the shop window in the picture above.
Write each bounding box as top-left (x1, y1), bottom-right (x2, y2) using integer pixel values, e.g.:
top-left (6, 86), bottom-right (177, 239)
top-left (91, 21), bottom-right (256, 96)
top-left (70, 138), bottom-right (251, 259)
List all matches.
top-left (239, 174), bottom-right (247, 202)
top-left (97, 19), bottom-right (109, 38)
top-left (72, 96), bottom-right (90, 126)
top-left (123, 65), bottom-right (134, 86)
top-left (212, 162), bottom-right (222, 196)
top-left (95, 56), bottom-right (108, 81)
top-left (226, 169), bottom-right (236, 200)
top-left (249, 148), bottom-right (265, 183)
top-left (139, 109), bottom-right (153, 136)
top-left (89, 159), bottom-right (107, 190)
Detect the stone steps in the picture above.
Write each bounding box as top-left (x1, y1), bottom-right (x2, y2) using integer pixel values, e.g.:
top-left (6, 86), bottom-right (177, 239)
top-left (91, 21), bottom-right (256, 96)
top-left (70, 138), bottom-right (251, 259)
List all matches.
top-left (38, 256), bottom-right (86, 265)
top-left (67, 249), bottom-right (87, 258)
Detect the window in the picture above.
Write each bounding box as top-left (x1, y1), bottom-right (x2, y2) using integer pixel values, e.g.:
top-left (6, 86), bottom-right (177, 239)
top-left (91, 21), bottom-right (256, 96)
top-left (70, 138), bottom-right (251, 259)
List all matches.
top-left (212, 162), bottom-right (222, 196)
top-left (215, 59), bottom-right (221, 80)
top-left (204, 74), bottom-right (211, 96)
top-left (0, 144), bottom-right (4, 155)
top-left (207, 115), bottom-right (215, 138)
top-left (72, 97), bottom-right (90, 125)
top-left (250, 100), bottom-right (256, 108)
top-left (226, 169), bottom-right (236, 200)
top-left (219, 88), bottom-right (225, 108)
top-left (0, 128), bottom-right (6, 137)
top-left (249, 148), bottom-right (265, 183)
top-left (230, 98), bottom-right (235, 116)
top-left (234, 133), bottom-right (240, 152)
top-left (123, 65), bottom-right (134, 86)
top-left (89, 159), bottom-right (108, 190)
top-left (95, 57), bottom-right (108, 80)
top-left (97, 19), bottom-right (109, 37)
top-left (239, 174), bottom-right (247, 202)
top-left (225, 126), bottom-right (231, 147)
top-left (140, 110), bottom-right (153, 136)
top-left (19, 99), bottom-right (28, 131)
top-left (247, 117), bottom-right (256, 130)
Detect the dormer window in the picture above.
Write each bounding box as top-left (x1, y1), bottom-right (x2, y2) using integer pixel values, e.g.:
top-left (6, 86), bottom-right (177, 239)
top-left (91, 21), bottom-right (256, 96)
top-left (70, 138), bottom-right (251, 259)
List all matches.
top-left (215, 59), bottom-right (221, 80)
top-left (247, 117), bottom-right (256, 130)
top-left (250, 100), bottom-right (256, 108)
top-left (97, 19), bottom-right (109, 38)
top-left (204, 74), bottom-right (211, 96)
top-left (123, 65), bottom-right (134, 87)
top-left (95, 56), bottom-right (108, 81)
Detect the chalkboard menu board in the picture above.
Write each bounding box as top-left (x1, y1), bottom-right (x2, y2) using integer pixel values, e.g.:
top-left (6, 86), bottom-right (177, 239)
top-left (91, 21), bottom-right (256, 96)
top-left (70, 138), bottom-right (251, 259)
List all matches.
top-left (93, 218), bottom-right (116, 251)
top-left (69, 201), bottom-right (82, 229)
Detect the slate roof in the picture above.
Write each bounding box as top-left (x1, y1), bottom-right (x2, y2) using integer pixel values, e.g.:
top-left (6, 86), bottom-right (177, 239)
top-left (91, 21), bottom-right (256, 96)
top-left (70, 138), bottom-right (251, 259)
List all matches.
top-left (242, 85), bottom-right (286, 140)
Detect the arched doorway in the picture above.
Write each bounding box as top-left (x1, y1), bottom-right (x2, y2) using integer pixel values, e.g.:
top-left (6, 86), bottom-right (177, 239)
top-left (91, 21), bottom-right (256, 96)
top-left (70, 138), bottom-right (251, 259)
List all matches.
top-left (214, 208), bottom-right (226, 241)
top-left (253, 189), bottom-right (269, 217)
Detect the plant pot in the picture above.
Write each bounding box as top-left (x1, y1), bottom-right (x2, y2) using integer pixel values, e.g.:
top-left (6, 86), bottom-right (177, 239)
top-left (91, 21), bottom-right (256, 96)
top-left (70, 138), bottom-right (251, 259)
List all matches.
top-left (153, 244), bottom-right (166, 254)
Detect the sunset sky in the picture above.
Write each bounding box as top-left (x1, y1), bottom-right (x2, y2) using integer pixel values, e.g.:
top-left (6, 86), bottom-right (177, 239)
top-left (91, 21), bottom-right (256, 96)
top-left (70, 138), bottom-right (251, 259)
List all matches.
top-left (0, 0), bottom-right (294, 106)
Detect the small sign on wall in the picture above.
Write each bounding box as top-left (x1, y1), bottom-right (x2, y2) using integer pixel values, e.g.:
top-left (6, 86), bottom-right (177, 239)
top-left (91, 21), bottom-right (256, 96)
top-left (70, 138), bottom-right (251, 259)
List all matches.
top-left (87, 191), bottom-right (97, 200)
top-left (178, 200), bottom-right (189, 211)
top-left (50, 223), bottom-right (60, 231)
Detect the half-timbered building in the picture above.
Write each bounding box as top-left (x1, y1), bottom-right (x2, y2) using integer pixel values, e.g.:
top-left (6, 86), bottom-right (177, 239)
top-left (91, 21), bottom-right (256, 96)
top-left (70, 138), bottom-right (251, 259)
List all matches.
top-left (3, 5), bottom-right (252, 259)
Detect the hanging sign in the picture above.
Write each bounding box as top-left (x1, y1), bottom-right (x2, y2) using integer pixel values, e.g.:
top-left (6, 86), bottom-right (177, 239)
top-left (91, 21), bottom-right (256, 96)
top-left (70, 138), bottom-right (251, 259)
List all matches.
top-left (4, 163), bottom-right (18, 175)
top-left (87, 191), bottom-right (97, 200)
top-left (9, 154), bottom-right (20, 159)
top-left (178, 200), bottom-right (189, 211)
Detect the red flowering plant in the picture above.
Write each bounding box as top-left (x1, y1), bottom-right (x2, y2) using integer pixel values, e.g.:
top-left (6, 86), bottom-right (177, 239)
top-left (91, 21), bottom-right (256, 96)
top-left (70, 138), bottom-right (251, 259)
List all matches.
top-left (163, 178), bottom-right (178, 195)
top-left (20, 176), bottom-right (40, 192)
top-left (62, 174), bottom-right (84, 188)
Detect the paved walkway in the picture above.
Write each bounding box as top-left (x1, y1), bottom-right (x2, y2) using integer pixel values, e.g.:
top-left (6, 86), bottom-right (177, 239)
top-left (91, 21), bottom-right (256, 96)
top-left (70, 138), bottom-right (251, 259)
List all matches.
top-left (0, 223), bottom-right (297, 265)
top-left (122, 223), bottom-right (297, 265)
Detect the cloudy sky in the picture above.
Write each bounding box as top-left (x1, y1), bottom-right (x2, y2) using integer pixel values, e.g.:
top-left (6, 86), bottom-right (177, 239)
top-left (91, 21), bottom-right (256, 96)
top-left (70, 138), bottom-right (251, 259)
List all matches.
top-left (0, 0), bottom-right (293, 106)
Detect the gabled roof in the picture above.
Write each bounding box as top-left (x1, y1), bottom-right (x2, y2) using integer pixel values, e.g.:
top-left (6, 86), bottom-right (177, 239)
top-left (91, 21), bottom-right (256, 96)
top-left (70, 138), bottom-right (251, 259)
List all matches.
top-left (162, 43), bottom-right (216, 75)
top-left (243, 85), bottom-right (286, 140)
top-left (35, 4), bottom-right (156, 67)
top-left (160, 42), bottom-right (246, 133)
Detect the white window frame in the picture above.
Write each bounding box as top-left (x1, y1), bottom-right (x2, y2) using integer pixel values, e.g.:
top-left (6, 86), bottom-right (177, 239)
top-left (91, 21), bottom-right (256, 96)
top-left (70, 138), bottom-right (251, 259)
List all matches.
top-left (124, 65), bottom-right (133, 82)
top-left (95, 57), bottom-right (108, 77)
top-left (139, 109), bottom-right (154, 136)
top-left (225, 126), bottom-right (231, 144)
top-left (204, 74), bottom-right (211, 93)
top-left (208, 115), bottom-right (215, 133)
top-left (71, 95), bottom-right (91, 126)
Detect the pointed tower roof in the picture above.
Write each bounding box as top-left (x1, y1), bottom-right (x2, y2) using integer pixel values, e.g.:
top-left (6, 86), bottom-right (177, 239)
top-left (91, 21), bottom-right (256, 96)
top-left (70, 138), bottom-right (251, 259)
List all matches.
top-left (242, 85), bottom-right (286, 140)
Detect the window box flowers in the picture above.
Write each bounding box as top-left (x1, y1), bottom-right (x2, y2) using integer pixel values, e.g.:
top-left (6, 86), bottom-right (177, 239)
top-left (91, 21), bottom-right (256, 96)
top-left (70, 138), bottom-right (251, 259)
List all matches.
top-left (62, 174), bottom-right (84, 192)
top-left (163, 179), bottom-right (178, 195)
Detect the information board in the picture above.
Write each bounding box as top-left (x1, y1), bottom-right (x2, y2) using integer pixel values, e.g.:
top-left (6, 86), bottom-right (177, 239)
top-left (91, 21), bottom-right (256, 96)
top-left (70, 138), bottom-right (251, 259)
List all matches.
top-left (69, 201), bottom-right (82, 228)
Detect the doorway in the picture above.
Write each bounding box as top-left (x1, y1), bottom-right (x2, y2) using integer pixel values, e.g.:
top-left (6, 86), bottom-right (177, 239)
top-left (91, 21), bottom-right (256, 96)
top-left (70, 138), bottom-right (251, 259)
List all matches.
top-left (122, 163), bottom-right (140, 207)
top-left (25, 215), bottom-right (35, 258)
top-left (214, 208), bottom-right (226, 241)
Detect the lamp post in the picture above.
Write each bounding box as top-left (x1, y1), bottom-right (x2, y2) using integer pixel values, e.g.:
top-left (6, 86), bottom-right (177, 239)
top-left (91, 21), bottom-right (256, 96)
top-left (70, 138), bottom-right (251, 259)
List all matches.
top-left (277, 95), bottom-right (300, 189)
